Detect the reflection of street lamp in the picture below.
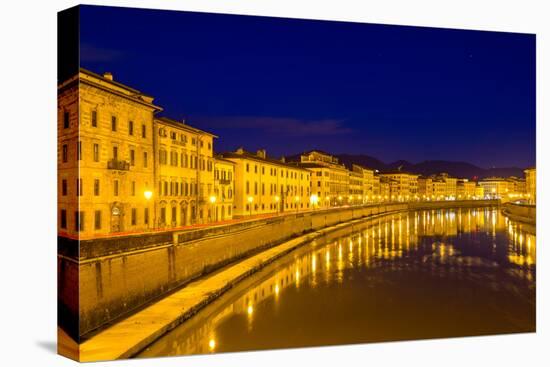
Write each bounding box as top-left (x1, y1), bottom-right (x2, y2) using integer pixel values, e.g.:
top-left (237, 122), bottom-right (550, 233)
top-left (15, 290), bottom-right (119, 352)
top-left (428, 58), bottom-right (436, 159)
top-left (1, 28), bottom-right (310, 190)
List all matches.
top-left (209, 195), bottom-right (217, 222)
top-left (247, 196), bottom-right (253, 217)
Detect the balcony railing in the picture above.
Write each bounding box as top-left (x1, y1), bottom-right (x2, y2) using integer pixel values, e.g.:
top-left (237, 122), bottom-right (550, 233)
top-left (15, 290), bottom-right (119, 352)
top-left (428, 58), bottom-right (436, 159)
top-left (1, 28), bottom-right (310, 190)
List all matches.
top-left (107, 159), bottom-right (130, 171)
top-left (219, 178), bottom-right (231, 185)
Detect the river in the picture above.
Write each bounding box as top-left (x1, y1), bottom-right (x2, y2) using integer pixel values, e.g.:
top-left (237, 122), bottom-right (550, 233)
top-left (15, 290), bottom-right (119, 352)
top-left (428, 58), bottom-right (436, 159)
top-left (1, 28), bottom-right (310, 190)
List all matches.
top-left (137, 206), bottom-right (536, 357)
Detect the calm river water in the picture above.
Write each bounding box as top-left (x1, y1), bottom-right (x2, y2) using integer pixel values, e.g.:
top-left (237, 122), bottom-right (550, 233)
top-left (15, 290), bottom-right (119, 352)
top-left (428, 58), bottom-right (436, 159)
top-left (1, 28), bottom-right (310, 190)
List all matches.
top-left (138, 207), bottom-right (536, 357)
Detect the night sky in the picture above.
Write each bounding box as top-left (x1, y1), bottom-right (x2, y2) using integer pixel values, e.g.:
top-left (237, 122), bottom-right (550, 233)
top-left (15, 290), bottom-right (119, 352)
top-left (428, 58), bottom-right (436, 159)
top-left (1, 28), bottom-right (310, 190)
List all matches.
top-left (79, 5), bottom-right (535, 168)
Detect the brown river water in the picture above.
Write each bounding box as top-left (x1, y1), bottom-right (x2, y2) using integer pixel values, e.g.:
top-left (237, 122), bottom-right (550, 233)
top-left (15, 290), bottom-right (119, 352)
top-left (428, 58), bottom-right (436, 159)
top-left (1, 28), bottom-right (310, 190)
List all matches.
top-left (137, 207), bottom-right (536, 358)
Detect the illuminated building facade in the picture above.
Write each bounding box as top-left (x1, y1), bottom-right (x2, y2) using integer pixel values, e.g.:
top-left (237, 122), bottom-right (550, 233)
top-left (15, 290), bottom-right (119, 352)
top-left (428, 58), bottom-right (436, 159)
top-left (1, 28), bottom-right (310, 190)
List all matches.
top-left (524, 167), bottom-right (536, 203)
top-left (220, 148), bottom-right (311, 217)
top-left (154, 117), bottom-right (217, 227)
top-left (58, 69), bottom-right (161, 238)
top-left (379, 171), bottom-right (419, 201)
top-left (294, 150), bottom-right (350, 206)
top-left (479, 177), bottom-right (511, 198)
top-left (456, 179), bottom-right (476, 199)
top-left (213, 157), bottom-right (236, 221)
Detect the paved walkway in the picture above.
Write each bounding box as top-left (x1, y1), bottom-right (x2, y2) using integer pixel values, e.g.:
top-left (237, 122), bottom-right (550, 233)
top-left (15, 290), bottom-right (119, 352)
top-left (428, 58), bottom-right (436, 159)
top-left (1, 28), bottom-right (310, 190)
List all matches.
top-left (76, 220), bottom-right (359, 362)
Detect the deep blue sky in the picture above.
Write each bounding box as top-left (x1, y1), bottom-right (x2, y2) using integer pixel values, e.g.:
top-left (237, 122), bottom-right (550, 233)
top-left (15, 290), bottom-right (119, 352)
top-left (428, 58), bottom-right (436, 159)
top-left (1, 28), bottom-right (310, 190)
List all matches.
top-left (79, 5), bottom-right (535, 168)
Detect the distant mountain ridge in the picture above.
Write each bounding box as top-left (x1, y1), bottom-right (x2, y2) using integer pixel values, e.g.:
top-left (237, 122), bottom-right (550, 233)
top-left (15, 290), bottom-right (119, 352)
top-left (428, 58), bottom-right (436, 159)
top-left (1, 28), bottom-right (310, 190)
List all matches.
top-left (288, 152), bottom-right (525, 180)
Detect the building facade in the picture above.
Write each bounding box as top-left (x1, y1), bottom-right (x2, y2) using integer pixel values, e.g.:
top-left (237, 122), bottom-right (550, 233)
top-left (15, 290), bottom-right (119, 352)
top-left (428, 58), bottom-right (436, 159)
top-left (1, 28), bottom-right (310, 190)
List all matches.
top-left (59, 69), bottom-right (161, 238)
top-left (213, 157), bottom-right (236, 221)
top-left (154, 117), bottom-right (217, 228)
top-left (379, 171), bottom-right (419, 201)
top-left (524, 168), bottom-right (536, 204)
top-left (220, 149), bottom-right (311, 217)
top-left (295, 150), bottom-right (350, 206)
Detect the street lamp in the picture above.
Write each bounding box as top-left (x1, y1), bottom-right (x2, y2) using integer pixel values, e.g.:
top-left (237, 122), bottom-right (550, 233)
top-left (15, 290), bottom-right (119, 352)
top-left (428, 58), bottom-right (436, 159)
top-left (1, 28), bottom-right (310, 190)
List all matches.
top-left (144, 190), bottom-right (153, 229)
top-left (209, 195), bottom-right (217, 223)
top-left (294, 195), bottom-right (300, 213)
top-left (274, 195), bottom-right (280, 213)
top-left (247, 196), bottom-right (254, 217)
top-left (310, 194), bottom-right (319, 209)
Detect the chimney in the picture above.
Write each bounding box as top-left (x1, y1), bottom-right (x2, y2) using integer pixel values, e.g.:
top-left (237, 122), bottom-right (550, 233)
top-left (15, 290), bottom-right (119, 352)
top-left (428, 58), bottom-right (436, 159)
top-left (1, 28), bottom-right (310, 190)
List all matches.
top-left (256, 149), bottom-right (267, 159)
top-left (103, 72), bottom-right (113, 81)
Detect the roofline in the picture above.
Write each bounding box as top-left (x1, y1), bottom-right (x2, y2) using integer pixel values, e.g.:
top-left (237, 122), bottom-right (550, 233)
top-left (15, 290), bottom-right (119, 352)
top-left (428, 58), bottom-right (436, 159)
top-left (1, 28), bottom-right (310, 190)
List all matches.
top-left (220, 151), bottom-right (311, 172)
top-left (79, 68), bottom-right (145, 95)
top-left (155, 117), bottom-right (218, 138)
top-left (213, 156), bottom-right (236, 164)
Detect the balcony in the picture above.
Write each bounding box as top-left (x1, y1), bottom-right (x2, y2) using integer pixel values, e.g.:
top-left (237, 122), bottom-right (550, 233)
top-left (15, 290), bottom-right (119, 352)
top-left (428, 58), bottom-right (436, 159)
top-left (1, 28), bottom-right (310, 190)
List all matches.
top-left (219, 178), bottom-right (231, 185)
top-left (107, 159), bottom-right (130, 171)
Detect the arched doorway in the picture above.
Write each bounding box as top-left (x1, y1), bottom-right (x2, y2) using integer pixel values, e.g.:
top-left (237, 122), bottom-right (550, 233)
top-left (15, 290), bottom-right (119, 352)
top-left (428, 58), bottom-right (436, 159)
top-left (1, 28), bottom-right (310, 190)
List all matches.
top-left (159, 200), bottom-right (168, 228)
top-left (190, 200), bottom-right (196, 225)
top-left (170, 200), bottom-right (178, 227)
top-left (110, 202), bottom-right (124, 233)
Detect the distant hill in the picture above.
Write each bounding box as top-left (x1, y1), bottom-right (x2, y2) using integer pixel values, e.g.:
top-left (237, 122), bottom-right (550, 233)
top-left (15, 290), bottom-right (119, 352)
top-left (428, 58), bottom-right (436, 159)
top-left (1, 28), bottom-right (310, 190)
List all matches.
top-left (287, 152), bottom-right (525, 179)
top-left (339, 156), bottom-right (525, 179)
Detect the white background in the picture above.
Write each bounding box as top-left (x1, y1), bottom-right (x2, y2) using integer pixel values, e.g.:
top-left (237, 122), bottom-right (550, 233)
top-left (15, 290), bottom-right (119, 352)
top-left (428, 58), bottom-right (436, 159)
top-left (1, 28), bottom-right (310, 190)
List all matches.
top-left (0, 0), bottom-right (547, 365)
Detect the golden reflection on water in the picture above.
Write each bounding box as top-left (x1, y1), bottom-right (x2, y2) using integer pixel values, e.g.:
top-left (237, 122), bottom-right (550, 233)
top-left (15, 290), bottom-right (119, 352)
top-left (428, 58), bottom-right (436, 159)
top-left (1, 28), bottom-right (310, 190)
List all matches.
top-left (140, 208), bottom-right (536, 357)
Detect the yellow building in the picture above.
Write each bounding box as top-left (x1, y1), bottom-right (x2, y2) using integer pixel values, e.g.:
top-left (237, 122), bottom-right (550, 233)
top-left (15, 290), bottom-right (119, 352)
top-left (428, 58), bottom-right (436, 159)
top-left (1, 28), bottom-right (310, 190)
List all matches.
top-left (350, 164), bottom-right (375, 203)
top-left (59, 69), bottom-right (161, 238)
top-left (474, 184), bottom-right (485, 199)
top-left (213, 156), bottom-right (236, 221)
top-left (418, 176), bottom-right (446, 200)
top-left (479, 177), bottom-right (511, 199)
top-left (524, 167), bottom-right (536, 203)
top-left (154, 117), bottom-right (217, 228)
top-left (220, 149), bottom-right (311, 217)
top-left (439, 173), bottom-right (457, 199)
top-left (294, 150), bottom-right (350, 206)
top-left (372, 174), bottom-right (382, 201)
top-left (379, 171), bottom-right (418, 201)
top-left (348, 167), bottom-right (364, 205)
top-left (456, 179), bottom-right (476, 199)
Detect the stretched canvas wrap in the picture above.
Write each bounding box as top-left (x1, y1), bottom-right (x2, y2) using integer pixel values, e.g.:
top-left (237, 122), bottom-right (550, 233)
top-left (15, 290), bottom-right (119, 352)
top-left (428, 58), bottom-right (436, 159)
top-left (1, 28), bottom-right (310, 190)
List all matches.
top-left (57, 5), bottom-right (536, 362)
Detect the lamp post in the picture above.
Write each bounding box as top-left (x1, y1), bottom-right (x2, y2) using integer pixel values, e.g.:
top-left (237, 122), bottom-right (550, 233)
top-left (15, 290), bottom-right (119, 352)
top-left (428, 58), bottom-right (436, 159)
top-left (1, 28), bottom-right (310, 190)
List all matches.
top-left (209, 195), bottom-right (217, 223)
top-left (295, 195), bottom-right (300, 213)
top-left (274, 195), bottom-right (280, 214)
top-left (338, 195), bottom-right (343, 206)
top-left (310, 194), bottom-right (319, 210)
top-left (144, 190), bottom-right (153, 230)
top-left (247, 196), bottom-right (253, 217)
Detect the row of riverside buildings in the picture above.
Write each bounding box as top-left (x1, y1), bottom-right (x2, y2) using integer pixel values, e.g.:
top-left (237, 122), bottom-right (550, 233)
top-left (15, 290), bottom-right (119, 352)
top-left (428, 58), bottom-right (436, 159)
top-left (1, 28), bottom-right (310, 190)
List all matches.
top-left (58, 69), bottom-right (537, 238)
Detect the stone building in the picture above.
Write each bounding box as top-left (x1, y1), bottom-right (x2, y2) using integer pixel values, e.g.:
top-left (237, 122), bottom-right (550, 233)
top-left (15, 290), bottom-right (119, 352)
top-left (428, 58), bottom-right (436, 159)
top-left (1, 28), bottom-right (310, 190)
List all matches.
top-left (213, 156), bottom-right (236, 221)
top-left (479, 177), bottom-right (512, 198)
top-left (292, 150), bottom-right (350, 206)
top-left (58, 69), bottom-right (161, 238)
top-left (154, 117), bottom-right (217, 228)
top-left (379, 171), bottom-right (419, 201)
top-left (524, 167), bottom-right (536, 204)
top-left (349, 164), bottom-right (375, 203)
top-left (348, 167), bottom-right (364, 205)
top-left (456, 179), bottom-right (476, 199)
top-left (219, 148), bottom-right (311, 217)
